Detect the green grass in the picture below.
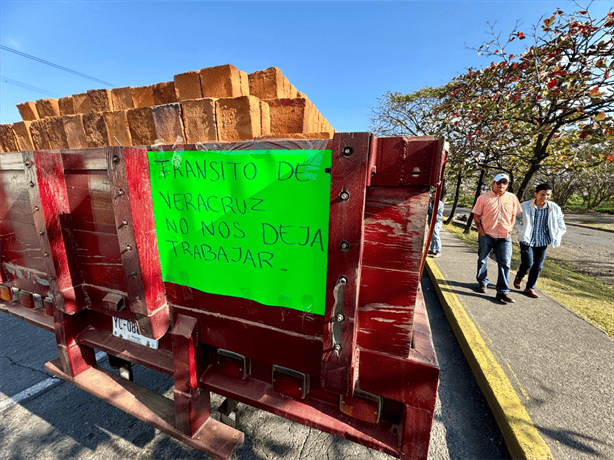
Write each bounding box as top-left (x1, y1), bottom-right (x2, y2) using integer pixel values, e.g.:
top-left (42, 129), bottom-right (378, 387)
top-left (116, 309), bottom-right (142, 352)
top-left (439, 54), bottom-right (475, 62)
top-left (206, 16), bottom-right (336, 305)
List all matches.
top-left (578, 221), bottom-right (614, 231)
top-left (444, 223), bottom-right (614, 338)
top-left (563, 195), bottom-right (614, 214)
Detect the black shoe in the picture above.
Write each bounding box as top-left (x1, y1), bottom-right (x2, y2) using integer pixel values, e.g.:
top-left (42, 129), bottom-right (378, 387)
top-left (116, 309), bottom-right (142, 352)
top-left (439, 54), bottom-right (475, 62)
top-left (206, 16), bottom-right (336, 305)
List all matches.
top-left (496, 293), bottom-right (515, 303)
top-left (476, 284), bottom-right (487, 293)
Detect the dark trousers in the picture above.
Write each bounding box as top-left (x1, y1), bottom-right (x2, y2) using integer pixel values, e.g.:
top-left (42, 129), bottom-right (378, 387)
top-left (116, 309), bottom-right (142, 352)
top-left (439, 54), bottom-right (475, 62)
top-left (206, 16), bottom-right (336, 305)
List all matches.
top-left (516, 242), bottom-right (548, 290)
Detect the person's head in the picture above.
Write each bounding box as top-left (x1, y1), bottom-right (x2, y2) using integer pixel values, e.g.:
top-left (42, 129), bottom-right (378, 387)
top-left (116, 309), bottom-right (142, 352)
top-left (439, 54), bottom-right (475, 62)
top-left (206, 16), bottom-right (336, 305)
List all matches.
top-left (491, 173), bottom-right (509, 195)
top-left (534, 183), bottom-right (552, 206)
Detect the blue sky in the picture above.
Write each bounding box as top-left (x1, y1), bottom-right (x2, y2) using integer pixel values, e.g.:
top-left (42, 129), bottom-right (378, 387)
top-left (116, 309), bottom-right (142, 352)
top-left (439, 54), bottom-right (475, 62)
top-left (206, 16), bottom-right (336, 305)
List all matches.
top-left (1, 1), bottom-right (611, 132)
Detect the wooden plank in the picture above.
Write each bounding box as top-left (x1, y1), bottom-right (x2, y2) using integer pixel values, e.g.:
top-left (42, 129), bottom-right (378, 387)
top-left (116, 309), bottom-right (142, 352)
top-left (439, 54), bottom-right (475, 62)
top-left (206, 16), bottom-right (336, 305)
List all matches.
top-left (0, 299), bottom-right (55, 332)
top-left (72, 230), bottom-right (126, 291)
top-left (172, 304), bottom-right (323, 377)
top-left (107, 146), bottom-right (168, 339)
top-left (0, 170), bottom-right (34, 225)
top-left (0, 151), bottom-right (26, 170)
top-left (45, 358), bottom-right (244, 460)
top-left (356, 187), bottom-right (429, 357)
top-left (77, 326), bottom-right (174, 376)
top-left (61, 148), bottom-right (108, 170)
top-left (321, 132), bottom-right (370, 396)
top-left (0, 220), bottom-right (46, 272)
top-left (368, 137), bottom-right (439, 187)
top-left (172, 315), bottom-right (210, 436)
top-left (64, 171), bottom-right (116, 234)
top-left (201, 370), bottom-right (400, 458)
top-left (357, 286), bottom-right (438, 407)
top-left (166, 283), bottom-right (324, 337)
top-left (27, 151), bottom-right (86, 314)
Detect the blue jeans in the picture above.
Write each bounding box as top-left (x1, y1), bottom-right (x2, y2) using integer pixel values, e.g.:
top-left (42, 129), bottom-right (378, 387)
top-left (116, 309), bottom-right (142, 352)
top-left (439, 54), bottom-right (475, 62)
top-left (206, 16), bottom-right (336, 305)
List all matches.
top-left (430, 222), bottom-right (442, 253)
top-left (516, 243), bottom-right (548, 290)
top-left (477, 234), bottom-right (512, 294)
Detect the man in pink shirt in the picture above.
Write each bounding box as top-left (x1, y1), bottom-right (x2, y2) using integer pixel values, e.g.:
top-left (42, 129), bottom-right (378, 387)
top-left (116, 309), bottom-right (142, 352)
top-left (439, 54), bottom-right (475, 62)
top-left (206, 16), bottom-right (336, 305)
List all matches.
top-left (471, 173), bottom-right (522, 303)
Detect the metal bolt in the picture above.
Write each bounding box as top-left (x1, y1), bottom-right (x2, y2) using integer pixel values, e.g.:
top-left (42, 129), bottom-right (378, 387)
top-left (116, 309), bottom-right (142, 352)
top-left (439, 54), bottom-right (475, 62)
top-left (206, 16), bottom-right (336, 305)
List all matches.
top-left (339, 276), bottom-right (347, 285)
top-left (340, 241), bottom-right (350, 251)
top-left (122, 219), bottom-right (128, 226)
top-left (34, 206), bottom-right (39, 212)
top-left (25, 160), bottom-right (32, 167)
top-left (336, 313), bottom-right (345, 323)
top-left (340, 191), bottom-right (350, 201)
top-left (343, 146), bottom-right (353, 157)
top-left (112, 155), bottom-right (120, 164)
top-left (44, 252), bottom-right (49, 257)
top-left (135, 296), bottom-right (140, 301)
top-left (30, 181), bottom-right (35, 187)
top-left (39, 231), bottom-right (44, 236)
top-left (131, 271), bottom-right (138, 278)
top-left (118, 189), bottom-right (125, 197)
top-left (333, 344), bottom-right (342, 353)
top-left (126, 244), bottom-right (132, 251)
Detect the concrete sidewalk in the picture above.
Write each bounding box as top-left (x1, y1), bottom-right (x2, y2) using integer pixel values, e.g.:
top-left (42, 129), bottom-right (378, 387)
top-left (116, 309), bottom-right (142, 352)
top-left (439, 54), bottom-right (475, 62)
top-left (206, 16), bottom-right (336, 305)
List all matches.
top-left (426, 228), bottom-right (614, 460)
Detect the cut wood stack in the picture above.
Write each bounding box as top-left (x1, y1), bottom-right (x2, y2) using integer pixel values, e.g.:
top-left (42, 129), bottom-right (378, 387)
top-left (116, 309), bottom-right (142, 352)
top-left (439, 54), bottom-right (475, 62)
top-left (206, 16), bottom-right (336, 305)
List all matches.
top-left (0, 65), bottom-right (335, 152)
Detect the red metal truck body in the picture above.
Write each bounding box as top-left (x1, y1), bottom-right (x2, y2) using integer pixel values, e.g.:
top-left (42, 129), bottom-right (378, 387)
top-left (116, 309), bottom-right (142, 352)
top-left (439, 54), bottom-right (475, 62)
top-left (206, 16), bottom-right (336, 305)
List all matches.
top-left (0, 133), bottom-right (446, 459)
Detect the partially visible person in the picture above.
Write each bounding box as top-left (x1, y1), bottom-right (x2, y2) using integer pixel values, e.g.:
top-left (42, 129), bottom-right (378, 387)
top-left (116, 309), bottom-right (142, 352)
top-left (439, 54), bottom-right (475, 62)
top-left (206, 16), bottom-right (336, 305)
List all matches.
top-left (428, 193), bottom-right (444, 258)
top-left (513, 183), bottom-right (566, 298)
top-left (472, 173), bottom-right (522, 303)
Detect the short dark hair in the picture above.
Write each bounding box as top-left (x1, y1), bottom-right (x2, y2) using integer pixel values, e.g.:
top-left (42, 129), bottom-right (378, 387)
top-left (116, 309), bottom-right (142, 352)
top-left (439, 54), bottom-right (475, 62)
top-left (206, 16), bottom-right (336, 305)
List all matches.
top-left (535, 183), bottom-right (552, 193)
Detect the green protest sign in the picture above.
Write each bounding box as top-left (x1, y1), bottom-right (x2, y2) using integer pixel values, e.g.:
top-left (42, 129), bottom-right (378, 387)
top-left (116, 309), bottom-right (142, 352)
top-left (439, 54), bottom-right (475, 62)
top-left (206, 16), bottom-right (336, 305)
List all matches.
top-left (147, 149), bottom-right (332, 316)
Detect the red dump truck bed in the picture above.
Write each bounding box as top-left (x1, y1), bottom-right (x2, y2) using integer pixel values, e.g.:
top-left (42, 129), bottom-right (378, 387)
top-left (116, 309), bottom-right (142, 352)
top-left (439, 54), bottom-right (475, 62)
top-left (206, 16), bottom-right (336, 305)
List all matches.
top-left (0, 133), bottom-right (446, 459)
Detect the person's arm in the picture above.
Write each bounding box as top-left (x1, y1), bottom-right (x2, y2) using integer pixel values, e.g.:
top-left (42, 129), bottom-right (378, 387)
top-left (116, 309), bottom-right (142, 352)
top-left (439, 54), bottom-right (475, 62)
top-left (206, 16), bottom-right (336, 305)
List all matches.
top-left (474, 214), bottom-right (485, 236)
top-left (472, 197), bottom-right (485, 236)
top-left (557, 206), bottom-right (566, 235)
top-left (514, 208), bottom-right (524, 232)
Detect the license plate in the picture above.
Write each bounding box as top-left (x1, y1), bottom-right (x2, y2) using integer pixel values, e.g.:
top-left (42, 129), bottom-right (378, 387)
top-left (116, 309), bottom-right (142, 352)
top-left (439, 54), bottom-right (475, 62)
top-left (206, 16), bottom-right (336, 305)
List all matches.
top-left (112, 317), bottom-right (159, 350)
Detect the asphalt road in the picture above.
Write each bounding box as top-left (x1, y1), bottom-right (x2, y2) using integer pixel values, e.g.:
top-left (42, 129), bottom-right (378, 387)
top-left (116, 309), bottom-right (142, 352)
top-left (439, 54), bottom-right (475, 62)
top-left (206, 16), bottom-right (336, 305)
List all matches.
top-left (0, 274), bottom-right (509, 460)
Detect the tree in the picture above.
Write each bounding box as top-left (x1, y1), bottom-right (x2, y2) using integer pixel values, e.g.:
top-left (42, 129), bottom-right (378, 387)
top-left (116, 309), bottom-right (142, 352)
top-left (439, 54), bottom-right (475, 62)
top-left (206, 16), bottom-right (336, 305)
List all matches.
top-left (369, 87), bottom-right (446, 137)
top-left (577, 160), bottom-right (614, 209)
top-left (437, 5), bottom-right (614, 199)
top-left (534, 133), bottom-right (613, 205)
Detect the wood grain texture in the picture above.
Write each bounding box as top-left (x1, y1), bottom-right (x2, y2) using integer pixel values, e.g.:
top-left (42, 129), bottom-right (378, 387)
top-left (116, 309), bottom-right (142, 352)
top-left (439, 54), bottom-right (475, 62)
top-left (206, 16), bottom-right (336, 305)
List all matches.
top-left (321, 132), bottom-right (370, 396)
top-left (29, 151), bottom-right (86, 314)
top-left (357, 187), bottom-right (429, 356)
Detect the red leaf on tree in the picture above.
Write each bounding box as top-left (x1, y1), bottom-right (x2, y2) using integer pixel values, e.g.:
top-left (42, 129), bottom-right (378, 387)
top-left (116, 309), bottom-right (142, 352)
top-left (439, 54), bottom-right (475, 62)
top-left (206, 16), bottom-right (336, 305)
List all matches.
top-left (579, 10), bottom-right (588, 15)
top-left (517, 32), bottom-right (525, 39)
top-left (608, 155), bottom-right (614, 163)
top-left (547, 79), bottom-right (558, 89)
top-left (590, 87), bottom-right (601, 97)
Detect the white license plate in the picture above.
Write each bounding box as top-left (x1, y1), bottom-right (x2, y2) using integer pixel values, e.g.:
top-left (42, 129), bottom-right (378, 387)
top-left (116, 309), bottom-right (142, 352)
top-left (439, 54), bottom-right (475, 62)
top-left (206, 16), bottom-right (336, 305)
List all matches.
top-left (112, 317), bottom-right (159, 350)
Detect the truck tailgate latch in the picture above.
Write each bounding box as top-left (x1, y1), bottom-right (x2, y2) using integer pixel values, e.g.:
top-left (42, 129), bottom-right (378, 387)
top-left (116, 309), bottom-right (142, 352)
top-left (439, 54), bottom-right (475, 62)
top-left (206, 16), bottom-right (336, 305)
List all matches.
top-left (331, 276), bottom-right (347, 355)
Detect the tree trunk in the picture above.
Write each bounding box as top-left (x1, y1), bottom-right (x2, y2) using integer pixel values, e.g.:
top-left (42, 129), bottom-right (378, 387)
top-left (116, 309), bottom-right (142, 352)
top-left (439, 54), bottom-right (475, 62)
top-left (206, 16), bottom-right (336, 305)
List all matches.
top-left (516, 158), bottom-right (542, 200)
top-left (465, 169), bottom-right (486, 234)
top-left (516, 140), bottom-right (551, 200)
top-left (444, 170), bottom-right (463, 225)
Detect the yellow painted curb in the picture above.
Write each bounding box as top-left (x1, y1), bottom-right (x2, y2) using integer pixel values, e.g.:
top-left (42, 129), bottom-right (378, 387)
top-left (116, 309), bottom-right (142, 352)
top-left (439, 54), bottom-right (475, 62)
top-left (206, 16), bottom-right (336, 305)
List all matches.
top-left (426, 258), bottom-right (554, 460)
